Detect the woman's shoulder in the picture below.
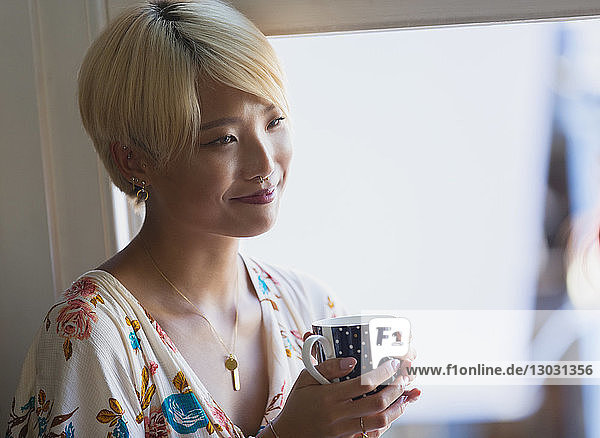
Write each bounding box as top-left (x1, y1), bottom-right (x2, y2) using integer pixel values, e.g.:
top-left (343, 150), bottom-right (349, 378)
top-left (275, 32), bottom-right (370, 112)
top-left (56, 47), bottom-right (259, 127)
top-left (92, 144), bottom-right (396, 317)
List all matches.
top-left (46, 270), bottom-right (132, 322)
top-left (37, 272), bottom-right (130, 355)
top-left (241, 252), bottom-right (348, 320)
top-left (14, 271), bottom-right (145, 391)
top-left (9, 272), bottom-right (146, 438)
top-left (242, 252), bottom-right (324, 297)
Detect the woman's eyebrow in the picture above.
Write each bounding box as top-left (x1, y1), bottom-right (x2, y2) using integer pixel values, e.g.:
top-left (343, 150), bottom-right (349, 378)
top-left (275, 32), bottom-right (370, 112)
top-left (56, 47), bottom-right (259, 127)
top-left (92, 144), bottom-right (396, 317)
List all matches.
top-left (200, 117), bottom-right (240, 131)
top-left (200, 104), bottom-right (277, 131)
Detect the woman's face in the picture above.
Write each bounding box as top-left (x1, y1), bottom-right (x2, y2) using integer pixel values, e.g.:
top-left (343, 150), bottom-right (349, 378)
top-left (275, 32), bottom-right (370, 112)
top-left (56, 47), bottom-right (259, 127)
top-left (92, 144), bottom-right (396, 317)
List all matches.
top-left (146, 80), bottom-right (292, 238)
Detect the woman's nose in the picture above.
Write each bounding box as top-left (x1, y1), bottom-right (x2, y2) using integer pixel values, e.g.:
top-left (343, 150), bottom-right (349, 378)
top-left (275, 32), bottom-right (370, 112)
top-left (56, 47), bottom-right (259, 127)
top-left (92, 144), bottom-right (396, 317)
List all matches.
top-left (245, 135), bottom-right (276, 181)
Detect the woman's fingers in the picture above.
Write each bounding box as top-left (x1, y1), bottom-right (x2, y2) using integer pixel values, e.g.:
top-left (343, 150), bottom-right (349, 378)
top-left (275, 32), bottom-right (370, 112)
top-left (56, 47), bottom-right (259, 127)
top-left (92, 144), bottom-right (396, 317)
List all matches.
top-left (337, 388), bottom-right (421, 437)
top-left (398, 358), bottom-right (415, 387)
top-left (351, 424), bottom-right (390, 438)
top-left (336, 359), bottom-right (400, 401)
top-left (294, 357), bottom-right (357, 387)
top-left (406, 341), bottom-right (417, 361)
top-left (362, 388), bottom-right (421, 435)
top-left (342, 376), bottom-right (407, 419)
top-left (303, 331), bottom-right (320, 360)
top-left (350, 428), bottom-right (387, 438)
top-left (401, 335), bottom-right (417, 385)
top-left (363, 395), bottom-right (407, 431)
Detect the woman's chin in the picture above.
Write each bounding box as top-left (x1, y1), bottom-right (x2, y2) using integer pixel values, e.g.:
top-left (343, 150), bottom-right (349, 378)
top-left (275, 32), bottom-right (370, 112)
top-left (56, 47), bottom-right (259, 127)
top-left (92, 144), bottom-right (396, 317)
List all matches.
top-left (222, 212), bottom-right (278, 237)
top-left (236, 219), bottom-right (278, 238)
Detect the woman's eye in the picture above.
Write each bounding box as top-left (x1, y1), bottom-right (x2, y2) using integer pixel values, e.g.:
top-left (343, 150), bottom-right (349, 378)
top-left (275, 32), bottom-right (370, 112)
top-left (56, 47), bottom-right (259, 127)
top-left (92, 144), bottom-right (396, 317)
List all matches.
top-left (268, 116), bottom-right (285, 129)
top-left (206, 134), bottom-right (237, 146)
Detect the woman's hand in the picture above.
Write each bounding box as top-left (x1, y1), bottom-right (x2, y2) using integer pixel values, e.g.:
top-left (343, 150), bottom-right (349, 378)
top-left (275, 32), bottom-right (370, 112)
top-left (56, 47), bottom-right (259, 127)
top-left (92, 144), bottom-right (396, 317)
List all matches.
top-left (349, 339), bottom-right (419, 438)
top-left (270, 332), bottom-right (420, 438)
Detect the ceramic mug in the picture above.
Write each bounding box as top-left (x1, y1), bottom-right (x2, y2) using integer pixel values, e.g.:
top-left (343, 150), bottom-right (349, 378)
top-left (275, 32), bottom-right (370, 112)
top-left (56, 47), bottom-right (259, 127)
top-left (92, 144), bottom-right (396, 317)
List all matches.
top-left (301, 314), bottom-right (411, 399)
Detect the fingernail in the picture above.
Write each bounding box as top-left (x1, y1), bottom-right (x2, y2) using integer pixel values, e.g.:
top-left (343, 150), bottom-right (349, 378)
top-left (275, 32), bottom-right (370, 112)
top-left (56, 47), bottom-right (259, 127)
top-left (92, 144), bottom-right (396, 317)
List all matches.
top-left (409, 394), bottom-right (421, 403)
top-left (340, 357), bottom-right (356, 370)
top-left (391, 359), bottom-right (401, 371)
top-left (402, 376), bottom-right (410, 386)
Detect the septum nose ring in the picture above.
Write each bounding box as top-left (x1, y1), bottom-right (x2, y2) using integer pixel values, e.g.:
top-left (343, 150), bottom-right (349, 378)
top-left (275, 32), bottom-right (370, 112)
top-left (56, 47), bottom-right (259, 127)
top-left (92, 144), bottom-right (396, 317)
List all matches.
top-left (257, 174), bottom-right (271, 184)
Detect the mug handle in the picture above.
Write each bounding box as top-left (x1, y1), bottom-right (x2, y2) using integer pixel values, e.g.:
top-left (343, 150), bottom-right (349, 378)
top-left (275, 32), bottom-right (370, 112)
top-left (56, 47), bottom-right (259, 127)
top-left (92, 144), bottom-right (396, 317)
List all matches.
top-left (302, 334), bottom-right (335, 385)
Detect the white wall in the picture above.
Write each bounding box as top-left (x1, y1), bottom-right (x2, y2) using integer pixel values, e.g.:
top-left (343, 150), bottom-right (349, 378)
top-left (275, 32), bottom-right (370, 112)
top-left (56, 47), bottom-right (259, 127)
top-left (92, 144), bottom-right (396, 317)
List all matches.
top-left (0, 0), bottom-right (116, 424)
top-left (1, 0), bottom-right (55, 423)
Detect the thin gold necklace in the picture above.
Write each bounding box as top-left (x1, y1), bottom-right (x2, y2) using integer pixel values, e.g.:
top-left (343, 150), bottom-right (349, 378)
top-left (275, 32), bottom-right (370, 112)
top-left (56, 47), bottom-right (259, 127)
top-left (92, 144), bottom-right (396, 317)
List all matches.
top-left (140, 239), bottom-right (242, 391)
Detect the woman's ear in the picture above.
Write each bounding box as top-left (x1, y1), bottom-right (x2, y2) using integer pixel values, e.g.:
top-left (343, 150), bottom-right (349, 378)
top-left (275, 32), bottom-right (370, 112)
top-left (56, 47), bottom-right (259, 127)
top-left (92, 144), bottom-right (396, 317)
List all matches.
top-left (110, 141), bottom-right (151, 186)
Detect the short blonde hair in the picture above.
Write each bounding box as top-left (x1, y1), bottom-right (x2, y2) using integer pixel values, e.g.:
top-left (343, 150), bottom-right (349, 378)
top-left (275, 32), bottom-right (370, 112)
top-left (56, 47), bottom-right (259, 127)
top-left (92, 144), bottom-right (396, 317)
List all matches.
top-left (78, 0), bottom-right (289, 198)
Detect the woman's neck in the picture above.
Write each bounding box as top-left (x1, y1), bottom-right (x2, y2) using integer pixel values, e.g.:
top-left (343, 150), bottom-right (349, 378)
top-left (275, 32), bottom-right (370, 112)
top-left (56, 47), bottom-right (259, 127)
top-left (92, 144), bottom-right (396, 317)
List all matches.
top-left (99, 215), bottom-right (246, 315)
top-left (138, 220), bottom-right (243, 305)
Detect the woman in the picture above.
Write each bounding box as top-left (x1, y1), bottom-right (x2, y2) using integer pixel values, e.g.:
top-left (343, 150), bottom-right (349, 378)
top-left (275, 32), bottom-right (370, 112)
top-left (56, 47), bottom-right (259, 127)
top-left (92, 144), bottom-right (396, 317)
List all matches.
top-left (6, 1), bottom-right (419, 436)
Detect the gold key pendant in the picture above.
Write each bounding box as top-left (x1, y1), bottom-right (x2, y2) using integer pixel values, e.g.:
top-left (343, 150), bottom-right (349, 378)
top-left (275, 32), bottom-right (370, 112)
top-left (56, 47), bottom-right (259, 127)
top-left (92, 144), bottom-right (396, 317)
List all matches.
top-left (225, 354), bottom-right (240, 391)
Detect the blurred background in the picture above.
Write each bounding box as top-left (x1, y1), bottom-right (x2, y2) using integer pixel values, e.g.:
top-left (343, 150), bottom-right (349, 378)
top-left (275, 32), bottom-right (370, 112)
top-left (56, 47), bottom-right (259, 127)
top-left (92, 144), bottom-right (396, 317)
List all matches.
top-left (3, 1), bottom-right (600, 437)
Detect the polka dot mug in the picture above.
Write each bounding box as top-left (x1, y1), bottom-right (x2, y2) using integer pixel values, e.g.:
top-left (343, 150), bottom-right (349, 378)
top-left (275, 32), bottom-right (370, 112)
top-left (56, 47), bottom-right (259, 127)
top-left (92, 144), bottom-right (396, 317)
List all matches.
top-left (302, 314), bottom-right (411, 399)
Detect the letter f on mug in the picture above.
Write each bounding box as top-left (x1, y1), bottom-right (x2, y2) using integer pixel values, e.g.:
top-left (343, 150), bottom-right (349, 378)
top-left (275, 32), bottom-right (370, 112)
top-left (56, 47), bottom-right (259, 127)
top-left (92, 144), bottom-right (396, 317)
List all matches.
top-left (376, 327), bottom-right (391, 346)
top-left (369, 317), bottom-right (411, 368)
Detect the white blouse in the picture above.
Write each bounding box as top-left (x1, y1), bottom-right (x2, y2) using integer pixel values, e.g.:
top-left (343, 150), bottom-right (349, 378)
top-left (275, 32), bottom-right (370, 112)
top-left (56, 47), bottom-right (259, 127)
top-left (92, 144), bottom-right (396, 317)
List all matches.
top-left (6, 251), bottom-right (347, 437)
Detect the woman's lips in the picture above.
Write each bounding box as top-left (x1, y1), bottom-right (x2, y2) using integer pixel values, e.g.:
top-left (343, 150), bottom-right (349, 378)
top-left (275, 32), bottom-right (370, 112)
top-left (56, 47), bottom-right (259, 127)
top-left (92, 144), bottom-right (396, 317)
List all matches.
top-left (233, 187), bottom-right (276, 204)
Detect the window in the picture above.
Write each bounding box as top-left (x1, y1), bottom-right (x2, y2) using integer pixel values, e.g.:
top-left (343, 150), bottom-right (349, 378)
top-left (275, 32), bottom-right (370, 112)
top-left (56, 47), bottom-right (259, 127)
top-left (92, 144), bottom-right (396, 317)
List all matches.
top-left (112, 18), bottom-right (600, 433)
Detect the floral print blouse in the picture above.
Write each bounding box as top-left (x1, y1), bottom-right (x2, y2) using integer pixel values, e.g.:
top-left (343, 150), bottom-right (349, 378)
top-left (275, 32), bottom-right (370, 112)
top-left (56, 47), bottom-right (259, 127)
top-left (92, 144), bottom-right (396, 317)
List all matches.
top-left (6, 251), bottom-right (346, 437)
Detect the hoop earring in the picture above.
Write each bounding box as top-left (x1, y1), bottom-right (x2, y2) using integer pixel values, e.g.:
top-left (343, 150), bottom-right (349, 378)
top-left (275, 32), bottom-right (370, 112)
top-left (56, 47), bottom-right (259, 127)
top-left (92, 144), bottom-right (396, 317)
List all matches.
top-left (136, 180), bottom-right (149, 202)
